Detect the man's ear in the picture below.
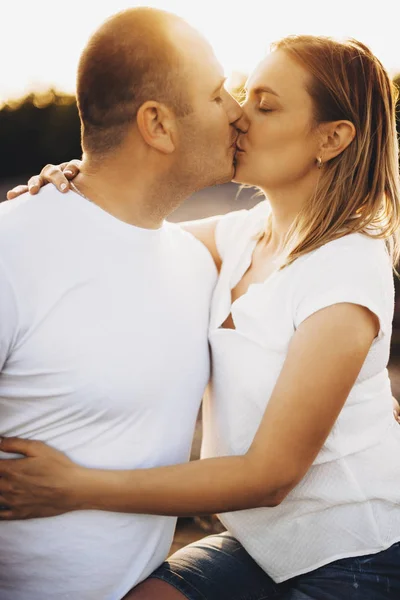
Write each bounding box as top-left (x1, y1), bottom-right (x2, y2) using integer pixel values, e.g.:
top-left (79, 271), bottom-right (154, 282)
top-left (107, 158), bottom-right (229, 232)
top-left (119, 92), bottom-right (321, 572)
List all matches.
top-left (136, 101), bottom-right (176, 154)
top-left (319, 120), bottom-right (356, 162)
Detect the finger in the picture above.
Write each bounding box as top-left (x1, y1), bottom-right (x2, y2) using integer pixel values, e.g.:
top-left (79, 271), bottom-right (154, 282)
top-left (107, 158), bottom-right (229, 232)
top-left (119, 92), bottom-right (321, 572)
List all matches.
top-left (0, 506), bottom-right (27, 520)
top-left (6, 185), bottom-right (29, 200)
top-left (40, 164), bottom-right (69, 193)
top-left (27, 175), bottom-right (44, 195)
top-left (0, 478), bottom-right (13, 496)
top-left (0, 494), bottom-right (10, 506)
top-left (63, 159), bottom-right (81, 179)
top-left (0, 437), bottom-right (46, 458)
top-left (0, 509), bottom-right (14, 520)
top-left (0, 462), bottom-right (28, 481)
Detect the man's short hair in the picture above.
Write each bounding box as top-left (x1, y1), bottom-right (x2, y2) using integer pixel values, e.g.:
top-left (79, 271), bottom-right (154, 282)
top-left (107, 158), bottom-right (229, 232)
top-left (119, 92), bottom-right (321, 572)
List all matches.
top-left (77, 8), bottom-right (193, 156)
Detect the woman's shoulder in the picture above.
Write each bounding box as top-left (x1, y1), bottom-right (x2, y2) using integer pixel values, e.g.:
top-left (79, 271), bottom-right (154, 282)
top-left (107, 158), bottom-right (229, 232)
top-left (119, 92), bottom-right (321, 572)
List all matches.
top-left (215, 200), bottom-right (269, 258)
top-left (219, 200), bottom-right (269, 233)
top-left (317, 231), bottom-right (383, 250)
top-left (291, 233), bottom-right (393, 333)
top-left (290, 233), bottom-right (392, 306)
top-left (301, 233), bottom-right (388, 269)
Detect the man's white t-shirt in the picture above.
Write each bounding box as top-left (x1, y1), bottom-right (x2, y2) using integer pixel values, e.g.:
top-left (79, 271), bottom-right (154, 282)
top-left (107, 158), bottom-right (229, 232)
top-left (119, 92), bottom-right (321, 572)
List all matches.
top-left (0, 187), bottom-right (217, 600)
top-left (202, 200), bottom-right (400, 582)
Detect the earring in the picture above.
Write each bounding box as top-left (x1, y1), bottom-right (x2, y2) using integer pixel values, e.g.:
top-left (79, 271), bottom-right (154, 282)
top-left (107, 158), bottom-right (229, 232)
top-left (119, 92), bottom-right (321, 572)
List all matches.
top-left (316, 157), bottom-right (323, 169)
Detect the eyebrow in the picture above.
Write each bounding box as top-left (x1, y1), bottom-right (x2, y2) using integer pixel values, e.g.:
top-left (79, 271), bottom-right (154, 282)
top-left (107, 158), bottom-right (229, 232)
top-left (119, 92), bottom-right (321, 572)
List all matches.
top-left (212, 78), bottom-right (227, 95)
top-left (244, 85), bottom-right (280, 97)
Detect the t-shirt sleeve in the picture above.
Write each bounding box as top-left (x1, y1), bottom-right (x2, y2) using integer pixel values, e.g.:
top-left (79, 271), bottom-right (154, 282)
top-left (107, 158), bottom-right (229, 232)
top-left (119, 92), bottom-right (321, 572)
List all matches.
top-left (292, 238), bottom-right (393, 340)
top-left (214, 209), bottom-right (249, 262)
top-left (215, 201), bottom-right (271, 262)
top-left (0, 258), bottom-right (18, 370)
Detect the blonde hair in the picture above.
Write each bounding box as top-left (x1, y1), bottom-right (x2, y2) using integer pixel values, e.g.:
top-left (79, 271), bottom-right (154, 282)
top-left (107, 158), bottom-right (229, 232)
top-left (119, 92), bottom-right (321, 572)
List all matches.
top-left (265, 36), bottom-right (400, 269)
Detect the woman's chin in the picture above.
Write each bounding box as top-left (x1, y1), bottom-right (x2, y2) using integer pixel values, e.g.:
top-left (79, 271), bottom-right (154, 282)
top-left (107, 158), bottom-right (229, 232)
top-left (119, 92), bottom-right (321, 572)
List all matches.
top-left (232, 160), bottom-right (253, 186)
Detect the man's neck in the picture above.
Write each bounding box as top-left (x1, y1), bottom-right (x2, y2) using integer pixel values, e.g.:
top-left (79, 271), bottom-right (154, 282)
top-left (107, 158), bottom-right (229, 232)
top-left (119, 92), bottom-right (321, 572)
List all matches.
top-left (73, 157), bottom-right (188, 230)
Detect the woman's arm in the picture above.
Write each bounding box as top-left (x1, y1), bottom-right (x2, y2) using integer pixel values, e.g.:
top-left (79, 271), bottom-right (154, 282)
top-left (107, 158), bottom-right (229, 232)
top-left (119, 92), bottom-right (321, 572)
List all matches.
top-left (6, 161), bottom-right (82, 199)
top-left (0, 301), bottom-right (378, 520)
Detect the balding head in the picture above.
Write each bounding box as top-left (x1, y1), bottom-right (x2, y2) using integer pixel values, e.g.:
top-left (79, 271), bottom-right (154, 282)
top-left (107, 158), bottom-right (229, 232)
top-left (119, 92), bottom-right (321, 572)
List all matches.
top-left (77, 8), bottom-right (195, 156)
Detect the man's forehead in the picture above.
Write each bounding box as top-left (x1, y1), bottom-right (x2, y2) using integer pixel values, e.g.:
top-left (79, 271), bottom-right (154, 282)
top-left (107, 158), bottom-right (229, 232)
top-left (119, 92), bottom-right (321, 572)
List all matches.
top-left (168, 21), bottom-right (222, 71)
top-left (169, 20), bottom-right (209, 54)
top-left (186, 51), bottom-right (224, 87)
top-left (165, 21), bottom-right (224, 92)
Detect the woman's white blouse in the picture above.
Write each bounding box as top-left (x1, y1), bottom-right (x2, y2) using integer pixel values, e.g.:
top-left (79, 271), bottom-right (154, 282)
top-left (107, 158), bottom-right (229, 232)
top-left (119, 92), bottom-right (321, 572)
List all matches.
top-left (202, 200), bottom-right (400, 582)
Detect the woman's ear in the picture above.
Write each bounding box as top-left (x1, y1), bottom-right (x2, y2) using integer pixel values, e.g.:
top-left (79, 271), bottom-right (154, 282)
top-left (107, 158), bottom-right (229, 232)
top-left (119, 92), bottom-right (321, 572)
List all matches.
top-left (136, 101), bottom-right (176, 154)
top-left (319, 120), bottom-right (356, 161)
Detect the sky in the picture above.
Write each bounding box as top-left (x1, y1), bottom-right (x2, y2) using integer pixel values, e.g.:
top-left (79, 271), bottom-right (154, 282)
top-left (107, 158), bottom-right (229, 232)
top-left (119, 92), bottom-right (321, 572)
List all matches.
top-left (1, 0), bottom-right (400, 103)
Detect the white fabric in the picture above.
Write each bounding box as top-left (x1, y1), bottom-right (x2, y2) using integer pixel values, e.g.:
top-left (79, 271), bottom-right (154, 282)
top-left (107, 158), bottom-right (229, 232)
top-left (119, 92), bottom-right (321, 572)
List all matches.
top-left (0, 187), bottom-right (217, 600)
top-left (202, 200), bottom-right (400, 582)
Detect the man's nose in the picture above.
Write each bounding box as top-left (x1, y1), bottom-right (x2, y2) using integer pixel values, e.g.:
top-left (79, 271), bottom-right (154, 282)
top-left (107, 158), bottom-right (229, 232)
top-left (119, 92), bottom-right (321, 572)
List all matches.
top-left (233, 110), bottom-right (249, 134)
top-left (228, 98), bottom-right (249, 133)
top-left (225, 89), bottom-right (249, 133)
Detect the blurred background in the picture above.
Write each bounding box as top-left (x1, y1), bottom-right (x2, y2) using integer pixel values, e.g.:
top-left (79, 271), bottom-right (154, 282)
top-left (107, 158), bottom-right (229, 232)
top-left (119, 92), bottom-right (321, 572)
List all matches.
top-left (1, 0), bottom-right (399, 547)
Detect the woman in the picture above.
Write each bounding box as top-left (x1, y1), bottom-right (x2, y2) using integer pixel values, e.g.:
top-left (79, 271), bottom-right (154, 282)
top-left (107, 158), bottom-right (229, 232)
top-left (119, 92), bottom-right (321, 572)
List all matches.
top-left (2, 36), bottom-right (400, 599)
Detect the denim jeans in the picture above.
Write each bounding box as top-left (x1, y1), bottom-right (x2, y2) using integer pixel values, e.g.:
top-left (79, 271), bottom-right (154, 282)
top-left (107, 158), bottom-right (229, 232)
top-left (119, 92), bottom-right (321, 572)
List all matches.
top-left (150, 532), bottom-right (400, 599)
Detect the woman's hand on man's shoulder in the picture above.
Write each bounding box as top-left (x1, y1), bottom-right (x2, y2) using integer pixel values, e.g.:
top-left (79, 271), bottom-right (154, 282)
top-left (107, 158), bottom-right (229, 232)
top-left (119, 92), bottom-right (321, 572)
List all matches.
top-left (6, 160), bottom-right (82, 199)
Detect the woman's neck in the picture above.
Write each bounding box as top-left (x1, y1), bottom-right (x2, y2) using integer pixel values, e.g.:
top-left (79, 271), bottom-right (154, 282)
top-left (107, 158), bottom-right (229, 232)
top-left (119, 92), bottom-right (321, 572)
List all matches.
top-left (261, 171), bottom-right (320, 252)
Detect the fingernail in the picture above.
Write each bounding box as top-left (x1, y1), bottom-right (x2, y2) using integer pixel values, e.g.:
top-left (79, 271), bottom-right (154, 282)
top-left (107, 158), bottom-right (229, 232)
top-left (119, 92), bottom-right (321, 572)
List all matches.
top-left (64, 170), bottom-right (73, 177)
top-left (60, 183), bottom-right (68, 191)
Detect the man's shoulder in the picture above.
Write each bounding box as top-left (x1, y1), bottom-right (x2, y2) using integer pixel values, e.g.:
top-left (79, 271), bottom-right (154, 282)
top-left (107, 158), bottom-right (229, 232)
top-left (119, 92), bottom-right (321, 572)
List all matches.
top-left (0, 193), bottom-right (34, 224)
top-left (0, 187), bottom-right (87, 276)
top-left (0, 186), bottom-right (87, 249)
top-left (0, 186), bottom-right (65, 230)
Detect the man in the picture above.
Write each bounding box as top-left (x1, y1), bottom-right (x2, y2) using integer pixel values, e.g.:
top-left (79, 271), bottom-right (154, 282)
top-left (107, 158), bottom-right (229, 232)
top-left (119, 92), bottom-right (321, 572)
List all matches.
top-left (0, 7), bottom-right (246, 599)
